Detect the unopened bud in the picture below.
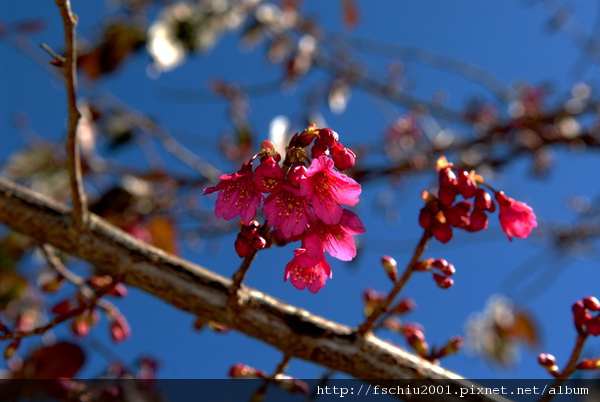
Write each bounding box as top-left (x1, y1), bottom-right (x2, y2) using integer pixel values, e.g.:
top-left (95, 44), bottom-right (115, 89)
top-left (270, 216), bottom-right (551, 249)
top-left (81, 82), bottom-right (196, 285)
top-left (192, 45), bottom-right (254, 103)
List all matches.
top-left (405, 328), bottom-right (428, 357)
top-left (576, 358), bottom-right (598, 370)
top-left (235, 234), bottom-right (254, 258)
top-left (390, 297), bottom-right (416, 315)
top-left (251, 236), bottom-right (267, 250)
top-left (318, 128), bottom-right (339, 147)
top-left (381, 255), bottom-right (398, 282)
top-left (538, 353), bottom-right (559, 376)
top-left (110, 314), bottom-right (131, 343)
top-left (50, 299), bottom-right (72, 315)
top-left (311, 138), bottom-right (329, 159)
top-left (457, 170), bottom-right (478, 198)
top-left (432, 259), bottom-right (455, 276)
top-left (288, 164), bottom-right (307, 188)
top-left (431, 221), bottom-right (453, 243)
top-left (418, 208), bottom-right (433, 229)
top-left (433, 273), bottom-right (454, 289)
top-left (583, 297), bottom-right (600, 312)
top-left (228, 363), bottom-right (267, 379)
top-left (415, 258), bottom-right (434, 272)
top-left (439, 167), bottom-right (458, 188)
top-left (4, 339), bottom-right (20, 359)
top-left (438, 186), bottom-right (456, 206)
top-left (330, 143), bottom-right (356, 171)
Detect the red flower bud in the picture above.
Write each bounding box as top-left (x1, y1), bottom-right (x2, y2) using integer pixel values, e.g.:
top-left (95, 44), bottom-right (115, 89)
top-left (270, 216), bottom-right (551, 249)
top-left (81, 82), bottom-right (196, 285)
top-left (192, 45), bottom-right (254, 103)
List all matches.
top-left (110, 314), bottom-right (131, 343)
top-left (51, 300), bottom-right (72, 315)
top-left (438, 186), bottom-right (456, 206)
top-left (251, 236), bottom-right (267, 250)
top-left (418, 208), bottom-right (433, 229)
top-left (415, 258), bottom-right (434, 271)
top-left (433, 273), bottom-right (454, 289)
top-left (297, 126), bottom-right (318, 147)
top-left (391, 297), bottom-right (417, 314)
top-left (538, 353), bottom-right (557, 367)
top-left (235, 234), bottom-right (254, 258)
top-left (311, 138), bottom-right (329, 159)
top-left (405, 327), bottom-right (428, 357)
top-left (576, 358), bottom-right (598, 370)
top-left (469, 210), bottom-right (488, 231)
top-left (457, 170), bottom-right (478, 198)
top-left (381, 255), bottom-right (398, 282)
top-left (474, 189), bottom-right (494, 211)
top-left (439, 167), bottom-right (458, 188)
top-left (330, 143), bottom-right (356, 171)
top-left (572, 301), bottom-right (586, 318)
top-left (318, 128), bottom-right (339, 147)
top-left (431, 221), bottom-right (453, 243)
top-left (583, 297), bottom-right (600, 312)
top-left (228, 363), bottom-right (267, 379)
top-left (432, 259), bottom-right (455, 276)
top-left (585, 316), bottom-right (600, 336)
top-left (287, 164), bottom-right (307, 188)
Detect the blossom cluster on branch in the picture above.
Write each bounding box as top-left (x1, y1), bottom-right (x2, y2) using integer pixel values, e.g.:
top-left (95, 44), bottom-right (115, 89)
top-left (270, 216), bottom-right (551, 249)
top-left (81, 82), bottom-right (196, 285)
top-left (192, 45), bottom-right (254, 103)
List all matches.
top-left (204, 125), bottom-right (365, 293)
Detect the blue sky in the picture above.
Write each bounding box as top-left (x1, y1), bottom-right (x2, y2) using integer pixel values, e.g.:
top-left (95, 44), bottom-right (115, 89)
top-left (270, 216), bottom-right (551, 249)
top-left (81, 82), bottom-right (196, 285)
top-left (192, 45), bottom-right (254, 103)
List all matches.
top-left (1, 0), bottom-right (599, 385)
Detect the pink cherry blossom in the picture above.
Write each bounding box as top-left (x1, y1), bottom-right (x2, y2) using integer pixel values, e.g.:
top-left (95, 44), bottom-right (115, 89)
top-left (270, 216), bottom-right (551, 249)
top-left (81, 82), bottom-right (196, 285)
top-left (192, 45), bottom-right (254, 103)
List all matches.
top-left (303, 209), bottom-right (365, 261)
top-left (253, 156), bottom-right (284, 193)
top-left (203, 163), bottom-right (263, 225)
top-left (263, 183), bottom-right (314, 239)
top-left (300, 155), bottom-right (361, 225)
top-left (284, 249), bottom-right (331, 294)
top-left (495, 191), bottom-right (538, 241)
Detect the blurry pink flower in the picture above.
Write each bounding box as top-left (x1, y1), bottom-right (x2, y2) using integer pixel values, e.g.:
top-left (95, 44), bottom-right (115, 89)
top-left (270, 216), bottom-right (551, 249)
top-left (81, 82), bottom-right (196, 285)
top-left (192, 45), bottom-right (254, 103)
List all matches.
top-left (110, 314), bottom-right (131, 343)
top-left (303, 209), bottom-right (365, 261)
top-left (263, 183), bottom-right (314, 239)
top-left (284, 249), bottom-right (331, 294)
top-left (495, 191), bottom-right (538, 241)
top-left (203, 163), bottom-right (263, 225)
top-left (300, 156), bottom-right (361, 225)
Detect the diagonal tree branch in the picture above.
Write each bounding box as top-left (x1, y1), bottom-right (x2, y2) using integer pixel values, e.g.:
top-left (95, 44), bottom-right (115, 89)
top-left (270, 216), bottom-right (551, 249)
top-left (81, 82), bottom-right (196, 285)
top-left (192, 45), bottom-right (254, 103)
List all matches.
top-left (0, 177), bottom-right (505, 401)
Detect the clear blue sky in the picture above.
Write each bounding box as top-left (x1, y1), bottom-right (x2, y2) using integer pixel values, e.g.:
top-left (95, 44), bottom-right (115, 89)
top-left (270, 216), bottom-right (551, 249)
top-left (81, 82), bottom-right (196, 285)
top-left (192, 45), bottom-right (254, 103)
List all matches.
top-left (1, 0), bottom-right (599, 384)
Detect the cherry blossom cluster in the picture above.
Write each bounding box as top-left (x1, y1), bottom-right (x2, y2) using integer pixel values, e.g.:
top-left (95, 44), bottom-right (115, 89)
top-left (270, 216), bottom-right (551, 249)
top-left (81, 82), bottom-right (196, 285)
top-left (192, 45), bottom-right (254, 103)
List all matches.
top-left (204, 125), bottom-right (365, 293)
top-left (419, 157), bottom-right (538, 243)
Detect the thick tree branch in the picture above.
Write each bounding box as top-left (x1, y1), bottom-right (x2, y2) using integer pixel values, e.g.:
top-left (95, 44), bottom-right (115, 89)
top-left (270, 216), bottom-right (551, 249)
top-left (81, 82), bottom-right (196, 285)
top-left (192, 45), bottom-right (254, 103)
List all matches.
top-left (0, 178), bottom-right (504, 401)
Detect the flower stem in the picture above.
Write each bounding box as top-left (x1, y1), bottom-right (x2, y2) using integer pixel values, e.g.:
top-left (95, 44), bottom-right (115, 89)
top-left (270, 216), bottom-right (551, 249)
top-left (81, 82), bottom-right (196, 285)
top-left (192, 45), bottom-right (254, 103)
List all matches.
top-left (357, 230), bottom-right (432, 336)
top-left (228, 220), bottom-right (270, 309)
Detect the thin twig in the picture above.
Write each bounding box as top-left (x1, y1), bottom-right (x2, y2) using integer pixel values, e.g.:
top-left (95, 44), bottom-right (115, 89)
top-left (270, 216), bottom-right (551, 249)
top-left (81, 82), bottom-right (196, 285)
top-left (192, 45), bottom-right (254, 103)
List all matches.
top-left (40, 243), bottom-right (85, 287)
top-left (357, 230), bottom-right (432, 335)
top-left (0, 283), bottom-right (115, 342)
top-left (54, 0), bottom-right (88, 230)
top-left (228, 221), bottom-right (270, 310)
top-left (539, 333), bottom-right (589, 402)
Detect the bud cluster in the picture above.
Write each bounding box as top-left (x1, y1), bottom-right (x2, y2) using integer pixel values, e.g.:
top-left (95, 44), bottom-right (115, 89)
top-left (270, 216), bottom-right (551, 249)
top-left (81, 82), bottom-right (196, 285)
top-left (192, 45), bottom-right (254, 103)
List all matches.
top-left (419, 157), bottom-right (537, 243)
top-left (415, 258), bottom-right (456, 290)
top-left (234, 220), bottom-right (267, 258)
top-left (419, 158), bottom-right (494, 243)
top-left (402, 325), bottom-right (462, 363)
top-left (572, 296), bottom-right (600, 336)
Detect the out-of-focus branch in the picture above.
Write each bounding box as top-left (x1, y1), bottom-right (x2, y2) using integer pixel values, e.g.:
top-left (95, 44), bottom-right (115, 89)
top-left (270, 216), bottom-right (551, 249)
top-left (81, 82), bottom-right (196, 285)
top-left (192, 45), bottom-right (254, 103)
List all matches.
top-left (0, 177), bottom-right (507, 402)
top-left (54, 0), bottom-right (88, 230)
